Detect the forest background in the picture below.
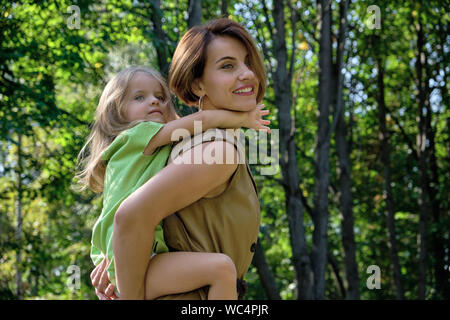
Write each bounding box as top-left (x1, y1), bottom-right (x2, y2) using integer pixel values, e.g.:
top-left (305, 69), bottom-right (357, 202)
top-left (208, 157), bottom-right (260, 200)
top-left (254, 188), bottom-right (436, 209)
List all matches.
top-left (0, 0), bottom-right (448, 300)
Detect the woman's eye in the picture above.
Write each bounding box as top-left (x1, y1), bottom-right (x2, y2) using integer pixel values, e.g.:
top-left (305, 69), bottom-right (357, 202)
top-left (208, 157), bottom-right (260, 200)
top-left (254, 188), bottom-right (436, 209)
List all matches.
top-left (221, 63), bottom-right (233, 69)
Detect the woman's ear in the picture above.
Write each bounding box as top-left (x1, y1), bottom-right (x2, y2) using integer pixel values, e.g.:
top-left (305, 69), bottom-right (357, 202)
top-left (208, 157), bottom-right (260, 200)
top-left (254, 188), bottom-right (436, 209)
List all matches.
top-left (191, 78), bottom-right (205, 102)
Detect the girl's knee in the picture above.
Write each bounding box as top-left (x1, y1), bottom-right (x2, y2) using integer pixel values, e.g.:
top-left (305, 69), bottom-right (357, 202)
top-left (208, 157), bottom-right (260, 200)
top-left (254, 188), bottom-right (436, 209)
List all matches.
top-left (113, 197), bottom-right (137, 228)
top-left (114, 200), bottom-right (157, 231)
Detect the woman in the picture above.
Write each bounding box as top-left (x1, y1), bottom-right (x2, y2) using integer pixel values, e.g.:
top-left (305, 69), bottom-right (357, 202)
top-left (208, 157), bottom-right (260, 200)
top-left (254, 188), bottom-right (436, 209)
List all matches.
top-left (91, 18), bottom-right (267, 300)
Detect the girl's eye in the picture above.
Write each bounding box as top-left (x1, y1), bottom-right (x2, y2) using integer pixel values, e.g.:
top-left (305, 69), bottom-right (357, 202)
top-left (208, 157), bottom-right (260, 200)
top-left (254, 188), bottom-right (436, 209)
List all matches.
top-left (135, 95), bottom-right (144, 101)
top-left (157, 96), bottom-right (165, 102)
top-left (221, 63), bottom-right (233, 70)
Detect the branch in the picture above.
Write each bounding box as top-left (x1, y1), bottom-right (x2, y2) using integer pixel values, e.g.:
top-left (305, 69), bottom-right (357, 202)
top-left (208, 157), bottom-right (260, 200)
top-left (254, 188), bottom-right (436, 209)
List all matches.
top-left (263, 170), bottom-right (315, 220)
top-left (298, 12), bottom-right (318, 45)
top-left (326, 0), bottom-right (350, 143)
top-left (295, 144), bottom-right (338, 196)
top-left (262, 174), bottom-right (286, 188)
top-left (251, 240), bottom-right (282, 300)
top-left (327, 251), bottom-right (346, 298)
top-left (287, 0), bottom-right (298, 81)
top-left (388, 108), bottom-right (419, 162)
top-left (1, 76), bottom-right (89, 126)
top-left (299, 185), bottom-right (315, 220)
top-left (261, 0), bottom-right (275, 42)
top-left (250, 5), bottom-right (274, 78)
top-left (79, 51), bottom-right (106, 87)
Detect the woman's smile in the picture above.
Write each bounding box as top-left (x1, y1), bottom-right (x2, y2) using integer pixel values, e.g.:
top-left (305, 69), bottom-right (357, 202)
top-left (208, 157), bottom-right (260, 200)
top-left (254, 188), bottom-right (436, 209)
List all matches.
top-left (233, 85), bottom-right (255, 95)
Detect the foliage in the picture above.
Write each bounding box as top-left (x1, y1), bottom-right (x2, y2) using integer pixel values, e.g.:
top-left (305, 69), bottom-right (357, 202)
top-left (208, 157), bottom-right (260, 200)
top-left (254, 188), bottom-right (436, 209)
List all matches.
top-left (0, 0), bottom-right (448, 300)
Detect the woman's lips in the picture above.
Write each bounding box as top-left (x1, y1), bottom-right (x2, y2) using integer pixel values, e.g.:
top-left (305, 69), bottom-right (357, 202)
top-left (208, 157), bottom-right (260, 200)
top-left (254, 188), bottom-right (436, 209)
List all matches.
top-left (233, 85), bottom-right (255, 96)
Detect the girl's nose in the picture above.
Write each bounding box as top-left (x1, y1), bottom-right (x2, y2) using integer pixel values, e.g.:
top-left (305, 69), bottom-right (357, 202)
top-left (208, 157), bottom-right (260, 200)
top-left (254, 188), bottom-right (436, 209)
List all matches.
top-left (148, 95), bottom-right (159, 105)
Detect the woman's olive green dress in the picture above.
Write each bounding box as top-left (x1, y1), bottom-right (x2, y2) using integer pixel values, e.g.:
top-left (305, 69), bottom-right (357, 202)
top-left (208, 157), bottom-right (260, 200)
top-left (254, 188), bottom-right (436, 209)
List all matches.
top-left (158, 129), bottom-right (261, 300)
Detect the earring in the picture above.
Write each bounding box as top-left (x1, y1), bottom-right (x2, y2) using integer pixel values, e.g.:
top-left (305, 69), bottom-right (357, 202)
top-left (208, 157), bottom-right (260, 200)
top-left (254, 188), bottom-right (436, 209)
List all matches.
top-left (198, 95), bottom-right (203, 111)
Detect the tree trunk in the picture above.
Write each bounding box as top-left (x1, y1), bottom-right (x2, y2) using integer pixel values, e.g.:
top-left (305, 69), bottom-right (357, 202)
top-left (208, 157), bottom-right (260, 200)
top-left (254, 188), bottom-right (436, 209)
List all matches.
top-left (437, 19), bottom-right (450, 299)
top-left (336, 86), bottom-right (360, 300)
top-left (149, 0), bottom-right (170, 77)
top-left (312, 0), bottom-right (332, 300)
top-left (327, 252), bottom-right (346, 298)
top-left (251, 241), bottom-right (282, 300)
top-left (376, 56), bottom-right (405, 300)
top-left (271, 0), bottom-right (314, 300)
top-left (334, 0), bottom-right (360, 300)
top-left (220, 0), bottom-right (228, 17)
top-left (187, 0), bottom-right (202, 29)
top-left (15, 133), bottom-right (23, 299)
top-left (416, 18), bottom-right (429, 300)
top-left (425, 30), bottom-right (448, 299)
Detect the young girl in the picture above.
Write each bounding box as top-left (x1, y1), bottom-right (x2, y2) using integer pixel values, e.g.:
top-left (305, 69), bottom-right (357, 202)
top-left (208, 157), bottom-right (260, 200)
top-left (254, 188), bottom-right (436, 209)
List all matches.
top-left (77, 66), bottom-right (270, 299)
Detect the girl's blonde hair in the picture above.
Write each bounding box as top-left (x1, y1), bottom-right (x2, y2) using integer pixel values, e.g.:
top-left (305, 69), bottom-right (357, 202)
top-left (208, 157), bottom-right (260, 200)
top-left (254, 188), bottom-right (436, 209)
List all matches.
top-left (76, 66), bottom-right (175, 193)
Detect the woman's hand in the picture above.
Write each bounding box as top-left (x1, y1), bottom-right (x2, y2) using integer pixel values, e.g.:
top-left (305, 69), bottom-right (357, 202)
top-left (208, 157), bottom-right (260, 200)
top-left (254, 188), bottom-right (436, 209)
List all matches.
top-left (243, 104), bottom-right (271, 133)
top-left (90, 257), bottom-right (119, 300)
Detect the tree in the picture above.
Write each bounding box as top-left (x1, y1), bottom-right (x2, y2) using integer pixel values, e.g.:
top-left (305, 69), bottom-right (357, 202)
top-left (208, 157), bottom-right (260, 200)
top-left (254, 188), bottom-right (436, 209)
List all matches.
top-left (188, 0), bottom-right (202, 28)
top-left (333, 0), bottom-right (360, 300)
top-left (0, 0), bottom-right (448, 300)
top-left (374, 36), bottom-right (404, 299)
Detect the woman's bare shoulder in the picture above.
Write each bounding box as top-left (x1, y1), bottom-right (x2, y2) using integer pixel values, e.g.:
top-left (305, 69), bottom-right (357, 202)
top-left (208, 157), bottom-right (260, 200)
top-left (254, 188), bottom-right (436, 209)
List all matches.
top-left (167, 140), bottom-right (239, 198)
top-left (169, 139), bottom-right (239, 167)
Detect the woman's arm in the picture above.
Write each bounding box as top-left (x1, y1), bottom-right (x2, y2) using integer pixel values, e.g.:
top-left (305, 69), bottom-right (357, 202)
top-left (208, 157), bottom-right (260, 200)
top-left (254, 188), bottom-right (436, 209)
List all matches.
top-left (143, 105), bottom-right (270, 155)
top-left (90, 257), bottom-right (118, 300)
top-left (113, 140), bottom-right (239, 299)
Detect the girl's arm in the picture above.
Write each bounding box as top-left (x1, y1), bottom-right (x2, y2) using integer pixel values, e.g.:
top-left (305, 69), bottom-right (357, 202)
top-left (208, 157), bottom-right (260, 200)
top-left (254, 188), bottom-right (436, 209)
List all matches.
top-left (143, 105), bottom-right (270, 155)
top-left (113, 140), bottom-right (240, 299)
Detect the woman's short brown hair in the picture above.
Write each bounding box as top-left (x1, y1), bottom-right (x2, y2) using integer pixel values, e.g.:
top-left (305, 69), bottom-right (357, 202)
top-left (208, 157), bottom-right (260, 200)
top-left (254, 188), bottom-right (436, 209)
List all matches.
top-left (169, 18), bottom-right (266, 106)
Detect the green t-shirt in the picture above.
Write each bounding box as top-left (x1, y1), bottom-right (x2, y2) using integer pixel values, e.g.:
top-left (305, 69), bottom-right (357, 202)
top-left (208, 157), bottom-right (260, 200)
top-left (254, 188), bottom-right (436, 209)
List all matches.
top-left (90, 121), bottom-right (171, 285)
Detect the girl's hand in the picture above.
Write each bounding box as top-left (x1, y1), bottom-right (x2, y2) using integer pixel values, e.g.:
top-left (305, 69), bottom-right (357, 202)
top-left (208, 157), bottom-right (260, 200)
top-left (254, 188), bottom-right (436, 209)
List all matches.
top-left (243, 104), bottom-right (271, 133)
top-left (90, 257), bottom-right (119, 300)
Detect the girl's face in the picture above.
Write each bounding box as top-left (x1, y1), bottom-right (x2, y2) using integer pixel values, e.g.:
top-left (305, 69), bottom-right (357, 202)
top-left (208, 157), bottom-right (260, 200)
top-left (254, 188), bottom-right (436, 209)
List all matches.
top-left (123, 72), bottom-right (171, 124)
top-left (196, 36), bottom-right (260, 112)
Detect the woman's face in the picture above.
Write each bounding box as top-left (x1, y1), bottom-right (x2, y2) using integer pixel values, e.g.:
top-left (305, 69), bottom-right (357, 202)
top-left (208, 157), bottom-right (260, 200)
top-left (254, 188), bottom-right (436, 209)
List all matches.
top-left (196, 36), bottom-right (260, 112)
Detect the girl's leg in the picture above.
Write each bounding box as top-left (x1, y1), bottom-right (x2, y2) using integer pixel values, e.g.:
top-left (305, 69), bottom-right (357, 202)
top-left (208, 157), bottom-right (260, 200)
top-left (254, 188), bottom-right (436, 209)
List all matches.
top-left (144, 252), bottom-right (237, 300)
top-left (112, 143), bottom-right (236, 300)
top-left (113, 215), bottom-right (155, 299)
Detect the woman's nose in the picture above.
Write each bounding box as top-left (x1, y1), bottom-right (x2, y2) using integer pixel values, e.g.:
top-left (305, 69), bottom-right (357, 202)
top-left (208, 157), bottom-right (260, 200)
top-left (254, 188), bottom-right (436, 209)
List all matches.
top-left (238, 63), bottom-right (256, 81)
